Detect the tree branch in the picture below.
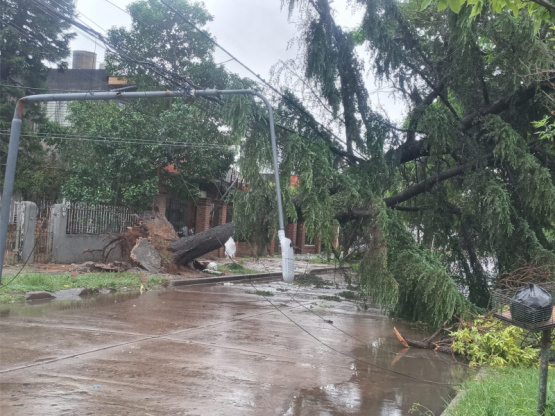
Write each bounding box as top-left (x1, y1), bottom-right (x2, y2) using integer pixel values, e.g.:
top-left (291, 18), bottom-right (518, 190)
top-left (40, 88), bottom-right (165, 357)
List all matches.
top-left (383, 162), bottom-right (468, 207)
top-left (531, 0), bottom-right (555, 12)
top-left (462, 77), bottom-right (555, 129)
top-left (335, 155), bottom-right (493, 222)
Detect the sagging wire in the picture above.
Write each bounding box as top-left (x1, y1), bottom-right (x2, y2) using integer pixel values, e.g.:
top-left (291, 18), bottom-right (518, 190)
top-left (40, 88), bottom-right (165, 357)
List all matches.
top-left (242, 273), bottom-right (456, 386)
top-left (213, 239), bottom-right (461, 385)
top-left (0, 131), bottom-right (231, 149)
top-left (240, 237), bottom-right (469, 367)
top-left (104, 0), bottom-right (368, 162)
top-left (0, 217), bottom-right (45, 289)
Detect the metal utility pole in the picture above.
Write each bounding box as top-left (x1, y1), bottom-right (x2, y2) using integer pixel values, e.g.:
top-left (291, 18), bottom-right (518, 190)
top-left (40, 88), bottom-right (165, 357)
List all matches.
top-left (537, 328), bottom-right (551, 415)
top-left (0, 89), bottom-right (294, 283)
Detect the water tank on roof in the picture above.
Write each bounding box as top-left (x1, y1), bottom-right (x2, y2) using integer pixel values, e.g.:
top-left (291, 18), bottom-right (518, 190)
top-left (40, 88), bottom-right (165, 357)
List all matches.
top-left (72, 51), bottom-right (97, 69)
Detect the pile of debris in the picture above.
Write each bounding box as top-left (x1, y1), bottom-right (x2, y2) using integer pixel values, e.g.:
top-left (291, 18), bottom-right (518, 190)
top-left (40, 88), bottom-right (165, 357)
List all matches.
top-left (70, 261), bottom-right (134, 273)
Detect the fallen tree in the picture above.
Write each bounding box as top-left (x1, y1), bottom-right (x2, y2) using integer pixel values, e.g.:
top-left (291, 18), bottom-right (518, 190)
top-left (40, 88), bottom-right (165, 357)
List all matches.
top-left (102, 212), bottom-right (178, 272)
top-left (168, 222), bottom-right (234, 266)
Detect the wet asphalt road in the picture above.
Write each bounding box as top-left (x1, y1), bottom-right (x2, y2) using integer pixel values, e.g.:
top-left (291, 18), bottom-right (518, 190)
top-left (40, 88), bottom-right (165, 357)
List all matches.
top-left (0, 273), bottom-right (474, 415)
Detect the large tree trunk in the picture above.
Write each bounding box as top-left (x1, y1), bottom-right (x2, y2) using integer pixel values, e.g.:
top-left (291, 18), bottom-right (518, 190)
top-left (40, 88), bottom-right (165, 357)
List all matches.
top-left (168, 223), bottom-right (234, 266)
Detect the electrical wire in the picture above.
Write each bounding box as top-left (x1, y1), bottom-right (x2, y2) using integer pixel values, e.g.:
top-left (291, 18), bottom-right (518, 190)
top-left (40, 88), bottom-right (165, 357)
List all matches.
top-left (102, 0), bottom-right (367, 162)
top-left (240, 239), bottom-right (468, 367)
top-left (241, 276), bottom-right (455, 386)
top-left (0, 130), bottom-right (232, 148)
top-left (32, 0), bottom-right (197, 90)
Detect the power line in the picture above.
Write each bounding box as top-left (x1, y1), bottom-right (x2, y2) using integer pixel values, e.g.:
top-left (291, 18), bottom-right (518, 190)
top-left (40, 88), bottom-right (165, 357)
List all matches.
top-left (241, 239), bottom-right (467, 368)
top-left (105, 0), bottom-right (367, 161)
top-left (0, 131), bottom-right (232, 148)
top-left (36, 0), bottom-right (366, 165)
top-left (32, 0), bottom-right (197, 91)
top-left (243, 277), bottom-right (454, 386)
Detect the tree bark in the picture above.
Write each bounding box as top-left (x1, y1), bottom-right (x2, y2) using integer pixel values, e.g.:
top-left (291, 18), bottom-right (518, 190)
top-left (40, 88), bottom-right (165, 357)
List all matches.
top-left (168, 222), bottom-right (234, 266)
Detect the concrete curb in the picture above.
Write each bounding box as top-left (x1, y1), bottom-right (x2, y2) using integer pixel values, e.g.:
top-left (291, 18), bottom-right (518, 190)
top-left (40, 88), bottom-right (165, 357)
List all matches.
top-left (170, 267), bottom-right (341, 287)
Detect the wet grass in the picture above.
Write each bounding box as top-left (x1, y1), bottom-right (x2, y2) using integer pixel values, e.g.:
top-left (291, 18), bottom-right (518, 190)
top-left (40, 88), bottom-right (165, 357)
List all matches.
top-left (294, 255), bottom-right (339, 265)
top-left (337, 290), bottom-right (358, 299)
top-left (442, 367), bottom-right (555, 416)
top-left (293, 273), bottom-right (330, 288)
top-left (219, 262), bottom-right (258, 275)
top-left (0, 272), bottom-right (170, 303)
top-left (246, 290), bottom-right (274, 297)
top-left (318, 295), bottom-right (342, 302)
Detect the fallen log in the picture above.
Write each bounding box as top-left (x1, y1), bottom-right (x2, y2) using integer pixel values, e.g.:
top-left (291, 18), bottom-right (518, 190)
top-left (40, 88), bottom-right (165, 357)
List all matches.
top-left (168, 222), bottom-right (234, 266)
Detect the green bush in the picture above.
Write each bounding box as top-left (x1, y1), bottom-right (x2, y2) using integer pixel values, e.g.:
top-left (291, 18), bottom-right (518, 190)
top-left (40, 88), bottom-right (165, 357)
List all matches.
top-left (451, 318), bottom-right (538, 367)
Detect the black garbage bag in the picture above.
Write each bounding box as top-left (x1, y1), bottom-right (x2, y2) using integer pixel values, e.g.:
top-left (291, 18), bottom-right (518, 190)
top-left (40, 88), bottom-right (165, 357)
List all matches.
top-left (510, 284), bottom-right (553, 324)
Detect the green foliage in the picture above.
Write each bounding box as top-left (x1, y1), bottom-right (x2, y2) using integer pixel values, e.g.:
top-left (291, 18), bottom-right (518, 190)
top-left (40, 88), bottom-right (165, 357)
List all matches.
top-left (337, 290), bottom-right (358, 299)
top-left (52, 0), bottom-right (240, 208)
top-left (293, 273), bottom-right (330, 287)
top-left (0, 0), bottom-right (75, 199)
top-left (444, 367), bottom-right (555, 415)
top-left (422, 0), bottom-right (555, 26)
top-left (218, 262), bottom-right (258, 274)
top-left (0, 0), bottom-right (75, 125)
top-left (360, 210), bottom-right (473, 325)
top-left (533, 116), bottom-right (555, 142)
top-left (451, 318), bottom-right (538, 367)
top-left (420, 105), bottom-right (457, 158)
top-left (62, 100), bottom-right (233, 208)
top-left (248, 290), bottom-right (274, 297)
top-left (318, 295), bottom-right (342, 301)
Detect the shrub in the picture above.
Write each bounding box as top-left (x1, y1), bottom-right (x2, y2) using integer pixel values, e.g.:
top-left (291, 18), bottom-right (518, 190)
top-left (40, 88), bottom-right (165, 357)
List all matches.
top-left (451, 318), bottom-right (538, 367)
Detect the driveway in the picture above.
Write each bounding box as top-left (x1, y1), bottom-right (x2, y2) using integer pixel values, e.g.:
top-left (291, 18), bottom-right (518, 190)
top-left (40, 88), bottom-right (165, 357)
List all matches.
top-left (0, 272), bottom-right (473, 415)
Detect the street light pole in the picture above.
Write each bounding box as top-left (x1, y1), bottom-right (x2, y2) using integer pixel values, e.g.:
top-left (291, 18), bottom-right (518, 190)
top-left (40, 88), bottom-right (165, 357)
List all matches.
top-left (0, 89), bottom-right (294, 283)
top-left (194, 89), bottom-right (294, 282)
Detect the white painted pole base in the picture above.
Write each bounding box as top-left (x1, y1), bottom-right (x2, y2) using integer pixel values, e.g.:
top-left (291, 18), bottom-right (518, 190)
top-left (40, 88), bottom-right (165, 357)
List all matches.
top-left (278, 230), bottom-right (295, 282)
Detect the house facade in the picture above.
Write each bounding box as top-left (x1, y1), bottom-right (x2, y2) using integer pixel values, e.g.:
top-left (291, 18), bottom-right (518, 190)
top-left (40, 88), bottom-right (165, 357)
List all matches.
top-left (42, 51), bottom-right (320, 259)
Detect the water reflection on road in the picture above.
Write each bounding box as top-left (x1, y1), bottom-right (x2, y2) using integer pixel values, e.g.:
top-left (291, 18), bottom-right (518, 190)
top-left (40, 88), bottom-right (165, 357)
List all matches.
top-left (0, 273), bottom-right (475, 415)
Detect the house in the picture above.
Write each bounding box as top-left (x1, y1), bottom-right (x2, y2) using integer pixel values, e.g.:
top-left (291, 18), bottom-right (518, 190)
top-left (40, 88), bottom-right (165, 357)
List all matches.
top-left (43, 51), bottom-right (321, 258)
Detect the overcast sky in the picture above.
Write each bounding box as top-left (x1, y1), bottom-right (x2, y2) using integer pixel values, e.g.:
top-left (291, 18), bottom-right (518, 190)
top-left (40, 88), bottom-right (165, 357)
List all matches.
top-left (70, 0), bottom-right (403, 121)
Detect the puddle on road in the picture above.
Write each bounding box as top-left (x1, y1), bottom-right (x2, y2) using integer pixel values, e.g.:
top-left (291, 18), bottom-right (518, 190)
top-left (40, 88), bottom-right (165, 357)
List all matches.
top-left (0, 290), bottom-right (142, 318)
top-left (238, 273), bottom-right (476, 415)
top-left (283, 341), bottom-right (472, 415)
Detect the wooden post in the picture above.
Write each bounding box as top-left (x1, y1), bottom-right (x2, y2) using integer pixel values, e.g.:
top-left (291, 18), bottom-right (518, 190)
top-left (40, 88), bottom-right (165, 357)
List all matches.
top-left (537, 328), bottom-right (551, 415)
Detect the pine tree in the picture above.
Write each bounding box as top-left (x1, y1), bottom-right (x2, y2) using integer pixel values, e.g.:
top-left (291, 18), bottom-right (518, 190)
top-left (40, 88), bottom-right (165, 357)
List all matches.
top-left (234, 0), bottom-right (555, 324)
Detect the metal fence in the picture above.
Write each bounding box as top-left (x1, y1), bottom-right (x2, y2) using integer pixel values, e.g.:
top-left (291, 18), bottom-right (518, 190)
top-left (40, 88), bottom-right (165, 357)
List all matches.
top-left (166, 198), bottom-right (188, 232)
top-left (66, 203), bottom-right (141, 235)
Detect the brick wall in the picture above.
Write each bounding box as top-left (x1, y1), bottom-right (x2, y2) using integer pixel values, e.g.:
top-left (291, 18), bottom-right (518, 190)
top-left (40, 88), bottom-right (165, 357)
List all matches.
top-left (285, 222), bottom-right (297, 247)
top-left (195, 199), bottom-right (212, 233)
top-left (295, 223), bottom-right (321, 254)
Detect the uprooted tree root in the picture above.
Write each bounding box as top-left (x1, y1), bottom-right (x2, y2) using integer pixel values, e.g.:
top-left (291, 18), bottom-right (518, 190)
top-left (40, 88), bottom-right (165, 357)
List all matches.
top-left (102, 213), bottom-right (179, 273)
